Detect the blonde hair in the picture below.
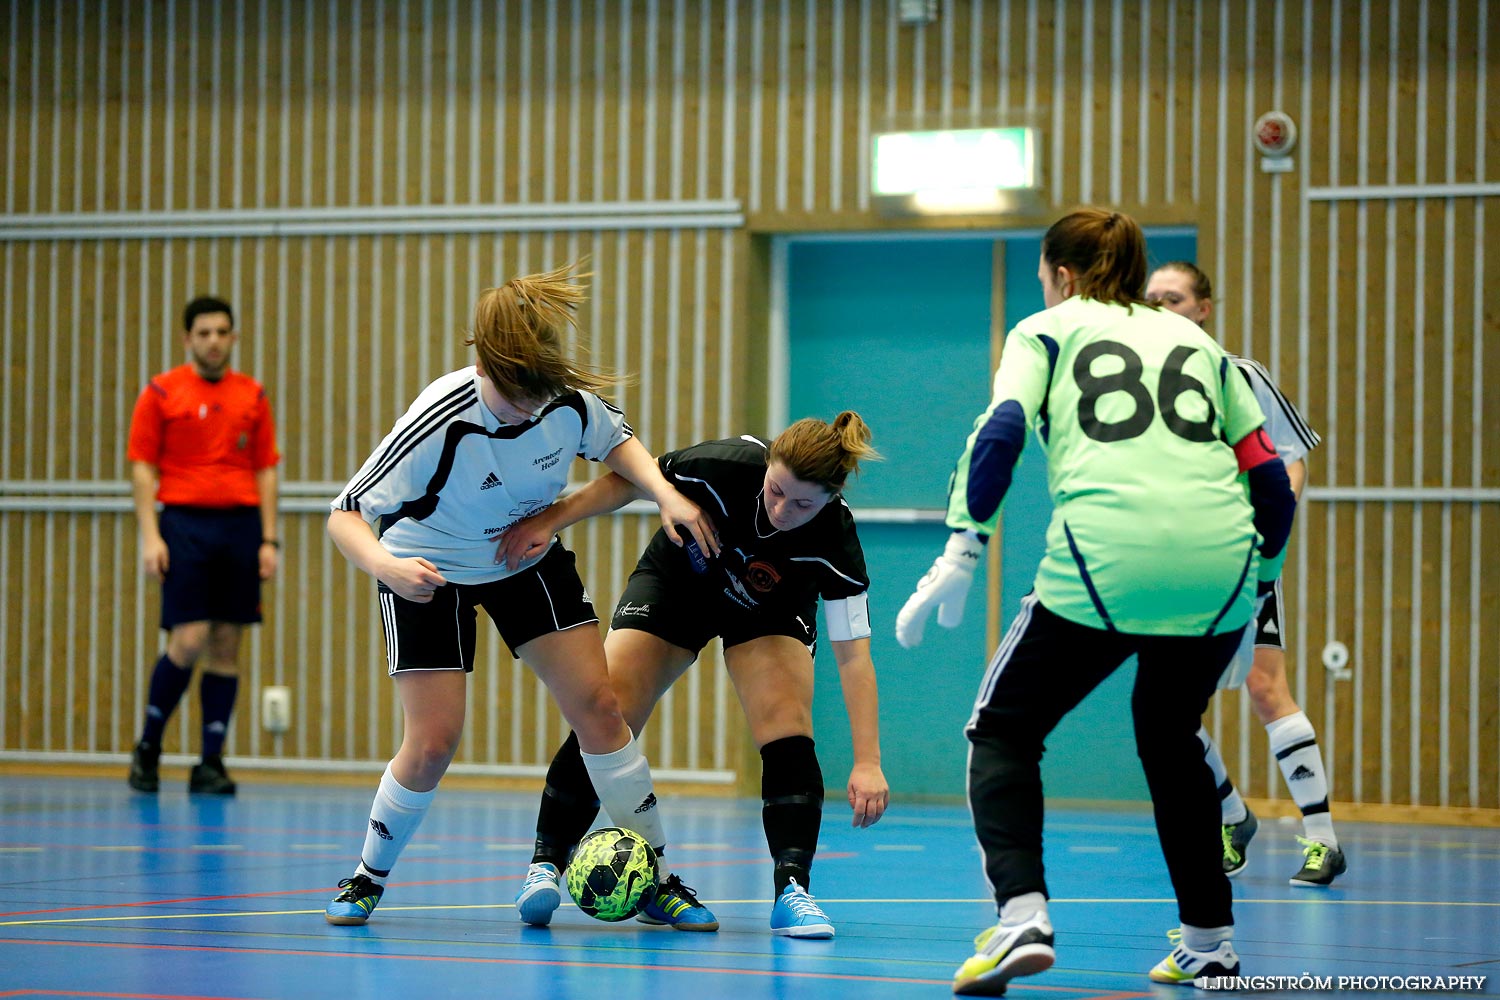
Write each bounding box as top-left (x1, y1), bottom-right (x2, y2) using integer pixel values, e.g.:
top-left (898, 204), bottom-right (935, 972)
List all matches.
top-left (465, 260), bottom-right (617, 402)
top-left (770, 411), bottom-right (880, 492)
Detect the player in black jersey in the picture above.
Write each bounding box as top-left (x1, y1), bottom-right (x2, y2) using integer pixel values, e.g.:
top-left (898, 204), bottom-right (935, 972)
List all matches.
top-left (501, 413), bottom-right (890, 938)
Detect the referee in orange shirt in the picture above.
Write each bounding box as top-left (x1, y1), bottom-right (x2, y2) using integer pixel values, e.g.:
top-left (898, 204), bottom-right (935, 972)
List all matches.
top-left (126, 296), bottom-right (281, 795)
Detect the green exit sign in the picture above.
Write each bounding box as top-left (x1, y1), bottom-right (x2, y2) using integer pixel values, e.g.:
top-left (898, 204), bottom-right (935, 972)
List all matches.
top-left (872, 127), bottom-right (1041, 214)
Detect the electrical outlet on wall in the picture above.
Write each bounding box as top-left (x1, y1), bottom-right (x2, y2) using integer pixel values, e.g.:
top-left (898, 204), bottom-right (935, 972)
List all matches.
top-left (262, 686), bottom-right (292, 734)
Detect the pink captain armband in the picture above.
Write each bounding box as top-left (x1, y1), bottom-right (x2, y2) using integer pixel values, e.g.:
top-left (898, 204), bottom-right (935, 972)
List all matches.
top-left (1233, 428), bottom-right (1278, 472)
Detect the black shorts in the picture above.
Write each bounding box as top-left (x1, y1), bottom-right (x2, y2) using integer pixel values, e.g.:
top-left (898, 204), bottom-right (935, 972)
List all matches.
top-left (1254, 579), bottom-right (1286, 650)
top-left (158, 505), bottom-right (264, 630)
top-left (609, 561), bottom-right (817, 655)
top-left (378, 541), bottom-right (598, 674)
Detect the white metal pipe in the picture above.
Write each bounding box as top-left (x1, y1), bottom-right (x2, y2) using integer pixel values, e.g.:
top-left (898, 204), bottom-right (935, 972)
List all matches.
top-left (1, 213), bottom-right (745, 242)
top-left (1308, 181), bottom-right (1500, 201)
top-left (1, 200), bottom-right (742, 228)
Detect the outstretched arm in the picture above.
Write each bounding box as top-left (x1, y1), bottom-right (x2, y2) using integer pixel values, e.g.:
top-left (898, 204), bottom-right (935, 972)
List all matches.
top-left (602, 436), bottom-right (719, 555)
top-left (830, 636), bottom-right (889, 828)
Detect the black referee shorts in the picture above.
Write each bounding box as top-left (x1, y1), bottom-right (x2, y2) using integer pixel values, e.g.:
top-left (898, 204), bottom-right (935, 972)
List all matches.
top-left (158, 505), bottom-right (264, 630)
top-left (378, 542), bottom-right (598, 673)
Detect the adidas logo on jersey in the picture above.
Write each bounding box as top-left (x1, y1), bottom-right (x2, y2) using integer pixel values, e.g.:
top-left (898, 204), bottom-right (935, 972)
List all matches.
top-left (635, 792), bottom-right (657, 814)
top-left (1262, 618), bottom-right (1280, 635)
top-left (480, 472), bottom-right (502, 490)
top-left (1289, 764), bottom-right (1315, 781)
top-left (370, 819), bottom-right (394, 840)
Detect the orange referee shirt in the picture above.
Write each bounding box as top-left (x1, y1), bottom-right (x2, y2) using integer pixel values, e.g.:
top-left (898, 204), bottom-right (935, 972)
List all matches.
top-left (127, 365), bottom-right (281, 508)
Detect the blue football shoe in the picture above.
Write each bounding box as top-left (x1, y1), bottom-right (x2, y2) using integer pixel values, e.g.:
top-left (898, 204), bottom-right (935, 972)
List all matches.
top-left (636, 873), bottom-right (720, 931)
top-left (770, 877), bottom-right (834, 938)
top-left (324, 873), bottom-right (385, 926)
top-left (516, 862), bottom-right (563, 926)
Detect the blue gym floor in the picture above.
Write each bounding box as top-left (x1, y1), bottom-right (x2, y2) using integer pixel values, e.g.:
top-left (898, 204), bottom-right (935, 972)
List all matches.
top-left (0, 774), bottom-right (1496, 999)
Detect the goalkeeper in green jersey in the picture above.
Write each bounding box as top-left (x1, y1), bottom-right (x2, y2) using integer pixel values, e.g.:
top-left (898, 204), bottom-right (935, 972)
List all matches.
top-left (896, 208), bottom-right (1297, 996)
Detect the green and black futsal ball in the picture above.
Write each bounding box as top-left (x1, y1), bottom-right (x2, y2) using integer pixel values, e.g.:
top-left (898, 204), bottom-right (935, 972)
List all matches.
top-left (565, 826), bottom-right (660, 921)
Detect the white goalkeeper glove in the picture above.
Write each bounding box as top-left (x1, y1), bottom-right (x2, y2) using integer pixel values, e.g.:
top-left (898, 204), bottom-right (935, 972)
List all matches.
top-left (1219, 594), bottom-right (1269, 690)
top-left (895, 531), bottom-right (985, 649)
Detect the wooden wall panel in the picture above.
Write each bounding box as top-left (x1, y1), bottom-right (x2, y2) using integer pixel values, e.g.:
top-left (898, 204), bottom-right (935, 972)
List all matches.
top-left (1, 0), bottom-right (1495, 809)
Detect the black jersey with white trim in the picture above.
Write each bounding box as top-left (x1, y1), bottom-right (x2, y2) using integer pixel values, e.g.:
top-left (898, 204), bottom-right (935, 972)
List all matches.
top-left (1231, 356), bottom-right (1321, 466)
top-left (332, 367), bottom-right (631, 584)
top-left (642, 435), bottom-right (869, 615)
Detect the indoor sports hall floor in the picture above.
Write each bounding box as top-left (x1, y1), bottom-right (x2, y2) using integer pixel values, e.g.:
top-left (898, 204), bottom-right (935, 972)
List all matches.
top-left (0, 774), bottom-right (1495, 999)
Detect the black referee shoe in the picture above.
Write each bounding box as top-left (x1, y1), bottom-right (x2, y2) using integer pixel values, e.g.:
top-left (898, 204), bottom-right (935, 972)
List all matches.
top-left (188, 754), bottom-right (237, 795)
top-left (127, 742), bottom-right (160, 793)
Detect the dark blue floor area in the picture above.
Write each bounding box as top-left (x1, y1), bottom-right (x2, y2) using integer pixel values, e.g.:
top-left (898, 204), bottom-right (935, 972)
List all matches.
top-left (0, 774), bottom-right (1496, 999)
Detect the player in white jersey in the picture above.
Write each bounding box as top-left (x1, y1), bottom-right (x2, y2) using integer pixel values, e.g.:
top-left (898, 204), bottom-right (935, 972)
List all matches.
top-left (321, 262), bottom-right (717, 926)
top-left (1146, 261), bottom-right (1344, 887)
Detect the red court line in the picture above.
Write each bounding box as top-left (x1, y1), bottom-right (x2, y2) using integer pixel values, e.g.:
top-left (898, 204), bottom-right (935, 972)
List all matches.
top-left (0, 992), bottom-right (263, 999)
top-left (0, 853), bottom-right (853, 920)
top-left (0, 875), bottom-right (514, 919)
top-left (0, 938), bottom-right (1147, 994)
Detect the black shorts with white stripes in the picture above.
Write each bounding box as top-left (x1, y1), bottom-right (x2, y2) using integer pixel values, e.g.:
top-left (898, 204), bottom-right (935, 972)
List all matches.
top-left (377, 542), bottom-right (598, 673)
top-left (610, 561), bottom-right (818, 656)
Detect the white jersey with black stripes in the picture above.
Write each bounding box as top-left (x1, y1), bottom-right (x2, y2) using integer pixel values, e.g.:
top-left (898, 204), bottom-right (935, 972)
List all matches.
top-left (1231, 356), bottom-right (1321, 466)
top-left (331, 367), bottom-right (631, 584)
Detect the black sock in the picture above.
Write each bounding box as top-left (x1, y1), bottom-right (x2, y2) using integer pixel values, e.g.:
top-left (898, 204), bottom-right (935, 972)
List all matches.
top-left (199, 673), bottom-right (239, 758)
top-left (532, 731), bottom-right (601, 868)
top-left (140, 653), bottom-right (192, 746)
top-left (761, 735), bottom-right (824, 895)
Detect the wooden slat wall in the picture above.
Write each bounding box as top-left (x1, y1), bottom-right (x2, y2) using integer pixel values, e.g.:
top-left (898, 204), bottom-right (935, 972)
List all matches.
top-left (1, 0), bottom-right (1496, 808)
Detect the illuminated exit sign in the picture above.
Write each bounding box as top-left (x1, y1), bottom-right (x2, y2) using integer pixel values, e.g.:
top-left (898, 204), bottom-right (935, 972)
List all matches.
top-left (872, 127), bottom-right (1042, 215)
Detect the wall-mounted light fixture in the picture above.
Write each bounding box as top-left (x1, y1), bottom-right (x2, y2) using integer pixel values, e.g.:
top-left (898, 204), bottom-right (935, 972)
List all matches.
top-left (871, 126), bottom-right (1042, 216)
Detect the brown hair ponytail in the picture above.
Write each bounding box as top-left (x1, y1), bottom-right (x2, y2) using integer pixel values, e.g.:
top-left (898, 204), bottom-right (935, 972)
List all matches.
top-left (770, 411), bottom-right (881, 492)
top-left (1042, 207), bottom-right (1152, 310)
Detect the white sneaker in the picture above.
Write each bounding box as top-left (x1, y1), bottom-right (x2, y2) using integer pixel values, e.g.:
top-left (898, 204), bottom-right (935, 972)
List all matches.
top-left (1149, 929), bottom-right (1240, 984)
top-left (515, 862), bottom-right (562, 926)
top-left (953, 912), bottom-right (1055, 996)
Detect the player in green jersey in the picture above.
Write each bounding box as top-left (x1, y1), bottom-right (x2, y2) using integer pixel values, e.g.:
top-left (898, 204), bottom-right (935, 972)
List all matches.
top-left (896, 209), bottom-right (1297, 995)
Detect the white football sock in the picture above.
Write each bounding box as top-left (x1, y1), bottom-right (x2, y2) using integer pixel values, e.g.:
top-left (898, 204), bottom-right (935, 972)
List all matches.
top-left (1267, 711), bottom-right (1336, 846)
top-left (357, 762), bottom-right (438, 878)
top-left (581, 731), bottom-right (668, 854)
top-left (1198, 726), bottom-right (1247, 824)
